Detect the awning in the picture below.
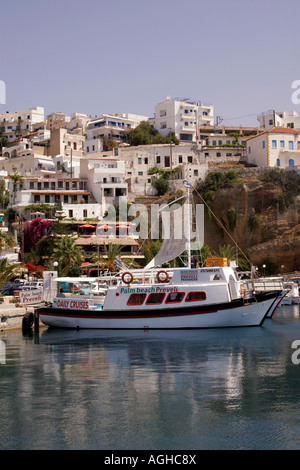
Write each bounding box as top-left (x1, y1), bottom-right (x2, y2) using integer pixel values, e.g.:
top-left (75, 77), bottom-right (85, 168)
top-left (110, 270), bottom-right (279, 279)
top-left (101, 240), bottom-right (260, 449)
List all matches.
top-left (79, 224), bottom-right (96, 228)
top-left (37, 158), bottom-right (55, 166)
top-left (98, 224), bottom-right (113, 229)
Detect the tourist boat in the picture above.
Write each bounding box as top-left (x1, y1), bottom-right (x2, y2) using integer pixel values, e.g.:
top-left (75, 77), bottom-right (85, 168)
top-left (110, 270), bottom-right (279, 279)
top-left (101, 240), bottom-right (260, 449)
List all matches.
top-left (37, 265), bottom-right (282, 329)
top-left (37, 181), bottom-right (283, 330)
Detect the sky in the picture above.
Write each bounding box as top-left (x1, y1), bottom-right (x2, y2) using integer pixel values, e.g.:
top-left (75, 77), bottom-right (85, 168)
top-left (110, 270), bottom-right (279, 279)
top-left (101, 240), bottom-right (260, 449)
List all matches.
top-left (1, 0), bottom-right (300, 127)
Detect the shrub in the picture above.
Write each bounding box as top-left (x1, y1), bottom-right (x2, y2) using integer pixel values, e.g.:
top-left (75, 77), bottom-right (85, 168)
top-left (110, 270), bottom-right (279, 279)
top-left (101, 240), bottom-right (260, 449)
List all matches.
top-left (227, 207), bottom-right (237, 231)
top-left (248, 213), bottom-right (261, 231)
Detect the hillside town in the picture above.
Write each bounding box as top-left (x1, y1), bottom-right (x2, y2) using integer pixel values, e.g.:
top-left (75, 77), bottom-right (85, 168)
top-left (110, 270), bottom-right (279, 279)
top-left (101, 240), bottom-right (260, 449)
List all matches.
top-left (1, 97), bottom-right (300, 273)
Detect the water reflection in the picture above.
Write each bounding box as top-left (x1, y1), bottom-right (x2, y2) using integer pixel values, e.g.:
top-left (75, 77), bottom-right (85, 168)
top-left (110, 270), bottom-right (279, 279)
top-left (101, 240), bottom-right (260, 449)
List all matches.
top-left (1, 308), bottom-right (300, 449)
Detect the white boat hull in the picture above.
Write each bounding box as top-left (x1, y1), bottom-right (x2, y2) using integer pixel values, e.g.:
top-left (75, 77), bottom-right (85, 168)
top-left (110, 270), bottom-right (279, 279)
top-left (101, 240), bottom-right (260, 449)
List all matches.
top-left (38, 293), bottom-right (277, 330)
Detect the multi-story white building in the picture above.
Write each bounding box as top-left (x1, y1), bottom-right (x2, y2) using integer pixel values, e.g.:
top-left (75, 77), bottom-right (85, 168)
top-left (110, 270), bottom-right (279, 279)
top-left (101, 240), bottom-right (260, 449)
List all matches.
top-left (84, 113), bottom-right (149, 155)
top-left (154, 97), bottom-right (214, 143)
top-left (91, 142), bottom-right (207, 196)
top-left (257, 110), bottom-right (300, 130)
top-left (7, 172), bottom-right (100, 220)
top-left (0, 106), bottom-right (45, 142)
top-left (80, 156), bottom-right (128, 212)
top-left (246, 127), bottom-right (300, 167)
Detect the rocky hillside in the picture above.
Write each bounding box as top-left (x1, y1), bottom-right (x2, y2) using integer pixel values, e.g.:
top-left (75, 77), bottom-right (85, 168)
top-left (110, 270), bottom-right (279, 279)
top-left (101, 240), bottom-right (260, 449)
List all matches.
top-left (194, 168), bottom-right (300, 273)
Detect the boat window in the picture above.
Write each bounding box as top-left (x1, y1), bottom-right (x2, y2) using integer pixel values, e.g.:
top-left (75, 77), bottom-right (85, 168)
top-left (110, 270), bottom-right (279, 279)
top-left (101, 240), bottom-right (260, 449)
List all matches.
top-left (146, 293), bottom-right (165, 304)
top-left (127, 293), bottom-right (146, 306)
top-left (165, 292), bottom-right (185, 303)
top-left (211, 274), bottom-right (224, 281)
top-left (185, 291), bottom-right (206, 302)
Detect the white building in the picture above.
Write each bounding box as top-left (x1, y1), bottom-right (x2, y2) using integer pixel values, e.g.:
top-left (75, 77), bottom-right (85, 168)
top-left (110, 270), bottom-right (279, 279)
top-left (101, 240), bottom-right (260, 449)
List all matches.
top-left (0, 106), bottom-right (45, 142)
top-left (7, 171), bottom-right (100, 220)
top-left (84, 113), bottom-right (149, 155)
top-left (80, 156), bottom-right (128, 213)
top-left (199, 132), bottom-right (247, 160)
top-left (246, 127), bottom-right (300, 167)
top-left (91, 142), bottom-right (207, 196)
top-left (257, 110), bottom-right (300, 130)
top-left (154, 97), bottom-right (214, 143)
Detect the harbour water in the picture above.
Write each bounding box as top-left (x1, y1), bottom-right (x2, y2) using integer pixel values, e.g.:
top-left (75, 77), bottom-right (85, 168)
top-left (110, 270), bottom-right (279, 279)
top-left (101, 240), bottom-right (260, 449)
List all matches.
top-left (1, 304), bottom-right (300, 450)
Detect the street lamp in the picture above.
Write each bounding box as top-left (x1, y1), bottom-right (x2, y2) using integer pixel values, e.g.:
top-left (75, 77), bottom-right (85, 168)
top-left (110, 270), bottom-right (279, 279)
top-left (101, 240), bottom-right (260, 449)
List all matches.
top-left (262, 264), bottom-right (266, 277)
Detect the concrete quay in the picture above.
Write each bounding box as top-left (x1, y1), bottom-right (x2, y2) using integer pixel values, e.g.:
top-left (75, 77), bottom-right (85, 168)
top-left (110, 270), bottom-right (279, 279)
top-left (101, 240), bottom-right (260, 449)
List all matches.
top-left (0, 302), bottom-right (36, 331)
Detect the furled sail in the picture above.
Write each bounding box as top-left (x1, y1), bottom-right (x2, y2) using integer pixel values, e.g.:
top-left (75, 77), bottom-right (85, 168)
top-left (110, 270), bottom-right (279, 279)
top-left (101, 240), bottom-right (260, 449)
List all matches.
top-left (145, 202), bottom-right (203, 269)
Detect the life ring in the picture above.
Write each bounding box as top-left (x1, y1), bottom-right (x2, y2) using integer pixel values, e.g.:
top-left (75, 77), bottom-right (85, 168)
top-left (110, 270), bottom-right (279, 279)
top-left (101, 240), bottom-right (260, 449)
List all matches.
top-left (122, 271), bottom-right (134, 285)
top-left (240, 286), bottom-right (245, 295)
top-left (156, 270), bottom-right (169, 283)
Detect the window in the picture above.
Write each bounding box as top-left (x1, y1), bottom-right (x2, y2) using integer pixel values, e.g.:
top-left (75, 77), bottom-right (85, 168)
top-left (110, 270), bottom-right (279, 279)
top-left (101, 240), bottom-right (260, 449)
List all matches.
top-left (146, 293), bottom-right (165, 304)
top-left (165, 292), bottom-right (185, 303)
top-left (138, 158), bottom-right (142, 164)
top-left (29, 182), bottom-right (34, 189)
top-left (248, 146), bottom-right (251, 154)
top-left (272, 140), bottom-right (277, 148)
top-left (127, 293), bottom-right (146, 306)
top-left (269, 119), bottom-right (273, 125)
top-left (262, 141), bottom-right (265, 149)
top-left (289, 141), bottom-right (294, 150)
top-left (156, 156), bottom-right (161, 164)
top-left (44, 182), bottom-right (49, 189)
top-left (185, 291), bottom-right (206, 302)
top-left (276, 159), bottom-right (280, 167)
top-left (297, 141), bottom-right (300, 150)
top-left (45, 195), bottom-right (50, 203)
top-left (188, 156), bottom-right (193, 163)
top-left (68, 210), bottom-right (73, 218)
top-left (280, 140), bottom-right (285, 148)
top-left (289, 159), bottom-right (294, 166)
top-left (178, 155), bottom-right (183, 163)
top-left (83, 210), bottom-right (87, 218)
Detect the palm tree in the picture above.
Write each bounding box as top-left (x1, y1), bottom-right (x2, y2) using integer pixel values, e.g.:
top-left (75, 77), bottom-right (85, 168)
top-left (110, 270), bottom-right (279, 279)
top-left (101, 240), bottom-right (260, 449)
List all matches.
top-left (213, 244), bottom-right (249, 269)
top-left (0, 259), bottom-right (22, 287)
top-left (0, 231), bottom-right (16, 253)
top-left (53, 236), bottom-right (84, 276)
top-left (11, 172), bottom-right (23, 204)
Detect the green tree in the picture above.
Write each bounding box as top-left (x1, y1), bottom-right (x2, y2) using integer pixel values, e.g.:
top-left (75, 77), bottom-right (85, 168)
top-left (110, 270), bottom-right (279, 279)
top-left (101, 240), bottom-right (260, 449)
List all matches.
top-left (0, 179), bottom-right (9, 209)
top-left (53, 236), bottom-right (84, 275)
top-left (0, 128), bottom-right (8, 153)
top-left (126, 121), bottom-right (179, 146)
top-left (213, 244), bottom-right (249, 269)
top-left (103, 243), bottom-right (123, 271)
top-left (0, 259), bottom-right (22, 287)
top-left (0, 231), bottom-right (16, 253)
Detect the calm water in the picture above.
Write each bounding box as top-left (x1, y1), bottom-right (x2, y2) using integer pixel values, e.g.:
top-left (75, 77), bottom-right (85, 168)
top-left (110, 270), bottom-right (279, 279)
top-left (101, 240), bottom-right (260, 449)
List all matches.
top-left (1, 305), bottom-right (300, 450)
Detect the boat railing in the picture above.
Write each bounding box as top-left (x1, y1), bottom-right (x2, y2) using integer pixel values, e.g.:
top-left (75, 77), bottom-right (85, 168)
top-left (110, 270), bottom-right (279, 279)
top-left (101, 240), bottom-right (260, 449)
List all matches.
top-left (243, 278), bottom-right (283, 292)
